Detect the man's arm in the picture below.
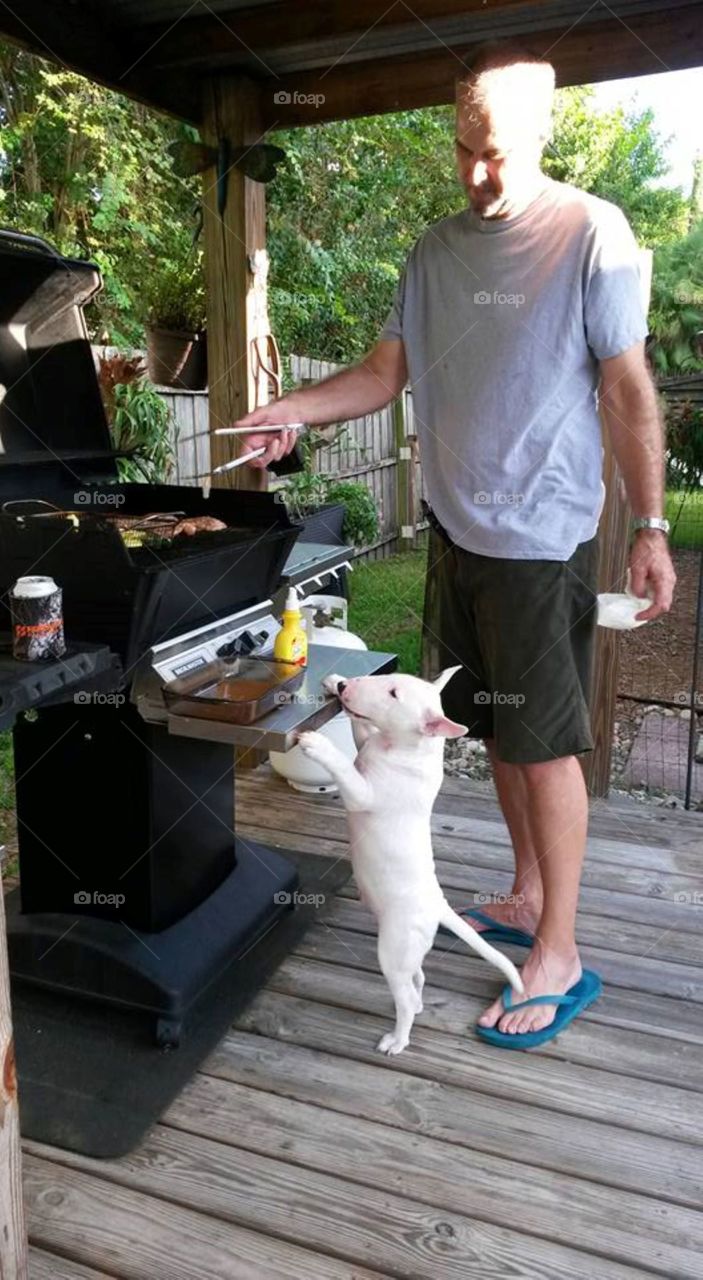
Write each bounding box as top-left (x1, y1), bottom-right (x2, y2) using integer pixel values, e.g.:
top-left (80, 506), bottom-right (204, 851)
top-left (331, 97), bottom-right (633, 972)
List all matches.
top-left (233, 339), bottom-right (408, 468)
top-left (599, 340), bottom-right (675, 621)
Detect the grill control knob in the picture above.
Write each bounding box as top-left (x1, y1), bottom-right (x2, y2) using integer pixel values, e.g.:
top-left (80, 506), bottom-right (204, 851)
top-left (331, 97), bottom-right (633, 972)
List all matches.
top-left (216, 630), bottom-right (258, 659)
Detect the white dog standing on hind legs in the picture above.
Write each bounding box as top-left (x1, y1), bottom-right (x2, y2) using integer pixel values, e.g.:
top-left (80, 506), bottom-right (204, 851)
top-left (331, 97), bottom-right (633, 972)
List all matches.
top-left (297, 666), bottom-right (524, 1055)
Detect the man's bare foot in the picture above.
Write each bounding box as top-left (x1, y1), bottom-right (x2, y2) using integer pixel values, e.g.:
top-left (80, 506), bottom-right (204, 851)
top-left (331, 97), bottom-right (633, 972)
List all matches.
top-left (477, 939), bottom-right (582, 1036)
top-left (466, 895), bottom-right (541, 935)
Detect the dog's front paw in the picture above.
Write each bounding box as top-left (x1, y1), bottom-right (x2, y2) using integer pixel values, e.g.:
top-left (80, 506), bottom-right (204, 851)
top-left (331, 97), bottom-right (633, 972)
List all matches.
top-left (377, 1032), bottom-right (409, 1056)
top-left (296, 730), bottom-right (333, 764)
top-left (321, 673), bottom-right (344, 697)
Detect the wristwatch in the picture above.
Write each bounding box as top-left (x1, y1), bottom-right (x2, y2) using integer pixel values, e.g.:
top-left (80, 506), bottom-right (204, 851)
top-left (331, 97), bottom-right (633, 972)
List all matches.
top-left (632, 516), bottom-right (670, 535)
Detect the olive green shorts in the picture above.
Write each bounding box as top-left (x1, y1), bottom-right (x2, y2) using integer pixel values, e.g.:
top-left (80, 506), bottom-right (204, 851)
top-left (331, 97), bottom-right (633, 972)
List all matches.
top-left (423, 517), bottom-right (599, 764)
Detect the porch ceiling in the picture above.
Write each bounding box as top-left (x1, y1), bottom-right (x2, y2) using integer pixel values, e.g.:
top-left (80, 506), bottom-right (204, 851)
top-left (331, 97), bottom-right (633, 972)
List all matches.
top-left (1, 1), bottom-right (702, 125)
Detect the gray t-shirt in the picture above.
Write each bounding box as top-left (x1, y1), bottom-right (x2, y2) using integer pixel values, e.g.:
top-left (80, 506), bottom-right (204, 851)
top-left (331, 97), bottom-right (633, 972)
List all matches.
top-left (381, 178), bottom-right (649, 560)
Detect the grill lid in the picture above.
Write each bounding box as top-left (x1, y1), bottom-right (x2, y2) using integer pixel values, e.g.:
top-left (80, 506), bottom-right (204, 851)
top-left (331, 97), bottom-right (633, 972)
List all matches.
top-left (0, 229), bottom-right (119, 493)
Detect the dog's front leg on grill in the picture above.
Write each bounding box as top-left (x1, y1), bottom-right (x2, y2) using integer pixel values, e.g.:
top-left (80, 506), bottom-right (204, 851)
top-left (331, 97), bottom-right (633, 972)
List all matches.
top-left (296, 731), bottom-right (372, 809)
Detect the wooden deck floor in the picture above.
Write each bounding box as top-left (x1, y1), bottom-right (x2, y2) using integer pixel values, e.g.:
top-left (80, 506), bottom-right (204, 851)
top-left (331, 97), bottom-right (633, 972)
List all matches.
top-left (21, 768), bottom-right (703, 1280)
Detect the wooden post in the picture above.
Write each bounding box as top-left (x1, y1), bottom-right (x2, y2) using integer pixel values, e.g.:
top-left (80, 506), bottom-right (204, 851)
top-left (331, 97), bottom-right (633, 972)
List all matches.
top-left (201, 75), bottom-right (271, 493)
top-left (582, 434), bottom-right (631, 797)
top-left (583, 249), bottom-right (653, 797)
top-left (0, 869), bottom-right (29, 1280)
top-left (394, 396), bottom-right (415, 548)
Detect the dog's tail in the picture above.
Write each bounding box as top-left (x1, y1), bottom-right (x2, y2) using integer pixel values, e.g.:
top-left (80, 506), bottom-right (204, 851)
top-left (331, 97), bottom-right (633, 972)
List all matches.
top-left (438, 904), bottom-right (525, 994)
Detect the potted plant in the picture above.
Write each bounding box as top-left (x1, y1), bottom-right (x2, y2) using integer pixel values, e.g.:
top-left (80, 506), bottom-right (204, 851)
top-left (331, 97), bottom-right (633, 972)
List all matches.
top-left (277, 472), bottom-right (379, 548)
top-left (141, 256), bottom-right (207, 390)
top-left (277, 470), bottom-right (347, 544)
top-left (98, 353), bottom-right (175, 482)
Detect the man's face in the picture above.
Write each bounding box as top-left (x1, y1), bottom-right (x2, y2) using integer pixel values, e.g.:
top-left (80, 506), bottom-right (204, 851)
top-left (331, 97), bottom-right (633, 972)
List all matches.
top-left (455, 104), bottom-right (542, 219)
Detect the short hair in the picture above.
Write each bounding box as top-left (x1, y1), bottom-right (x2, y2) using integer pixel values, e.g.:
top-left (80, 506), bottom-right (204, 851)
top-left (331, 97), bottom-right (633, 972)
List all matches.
top-left (456, 41), bottom-right (555, 142)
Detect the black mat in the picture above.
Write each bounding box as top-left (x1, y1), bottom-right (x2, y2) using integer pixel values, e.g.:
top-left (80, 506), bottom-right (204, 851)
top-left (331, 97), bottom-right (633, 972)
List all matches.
top-left (12, 848), bottom-right (350, 1159)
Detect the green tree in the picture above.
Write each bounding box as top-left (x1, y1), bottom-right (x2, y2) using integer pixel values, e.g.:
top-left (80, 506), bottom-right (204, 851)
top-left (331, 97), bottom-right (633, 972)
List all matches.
top-left (0, 46), bottom-right (691, 367)
top-left (268, 87), bottom-right (689, 362)
top-left (543, 87), bottom-right (687, 247)
top-left (0, 41), bottom-right (201, 344)
top-left (648, 218), bottom-right (703, 374)
top-left (267, 108), bottom-right (462, 366)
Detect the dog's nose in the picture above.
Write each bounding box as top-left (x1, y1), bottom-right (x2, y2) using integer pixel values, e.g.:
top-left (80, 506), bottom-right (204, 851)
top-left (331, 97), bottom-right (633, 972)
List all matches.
top-left (337, 681), bottom-right (347, 695)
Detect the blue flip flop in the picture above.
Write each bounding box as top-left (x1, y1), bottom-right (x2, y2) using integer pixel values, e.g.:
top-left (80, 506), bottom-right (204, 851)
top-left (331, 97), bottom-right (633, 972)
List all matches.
top-left (475, 969), bottom-right (603, 1050)
top-left (445, 907), bottom-right (534, 947)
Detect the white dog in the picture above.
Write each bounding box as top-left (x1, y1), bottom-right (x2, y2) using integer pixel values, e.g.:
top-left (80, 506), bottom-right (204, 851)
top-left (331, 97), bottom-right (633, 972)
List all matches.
top-left (297, 667), bottom-right (524, 1054)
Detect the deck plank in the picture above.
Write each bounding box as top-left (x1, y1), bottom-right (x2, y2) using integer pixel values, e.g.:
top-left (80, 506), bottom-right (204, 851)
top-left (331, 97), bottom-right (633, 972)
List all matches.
top-left (22, 1129), bottom-right (653, 1280)
top-left (272, 952), bottom-right (703, 1086)
top-left (305, 893), bottom-right (703, 1003)
top-left (19, 767), bottom-right (703, 1279)
top-left (236, 766), bottom-right (703, 849)
top-left (206, 1029), bottom-right (703, 1206)
top-left (305, 898), bottom-right (703, 1042)
top-left (29, 1248), bottom-right (119, 1280)
top-left (23, 1155), bottom-right (390, 1280)
top-left (235, 780), bottom-right (703, 873)
top-left (162, 1076), bottom-right (703, 1280)
top-left (317, 883), bottom-right (703, 965)
top-left (228, 987), bottom-right (702, 1143)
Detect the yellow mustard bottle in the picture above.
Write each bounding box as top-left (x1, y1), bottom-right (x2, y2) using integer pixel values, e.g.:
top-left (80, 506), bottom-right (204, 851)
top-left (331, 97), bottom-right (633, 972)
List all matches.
top-left (273, 586), bottom-right (308, 667)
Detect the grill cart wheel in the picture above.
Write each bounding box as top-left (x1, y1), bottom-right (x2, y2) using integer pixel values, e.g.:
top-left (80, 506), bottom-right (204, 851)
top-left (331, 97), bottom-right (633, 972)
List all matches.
top-left (156, 1017), bottom-right (182, 1050)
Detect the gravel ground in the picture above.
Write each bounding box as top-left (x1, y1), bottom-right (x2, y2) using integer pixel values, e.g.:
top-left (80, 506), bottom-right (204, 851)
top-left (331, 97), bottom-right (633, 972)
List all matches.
top-left (443, 705), bottom-right (703, 810)
top-left (443, 546), bottom-right (703, 810)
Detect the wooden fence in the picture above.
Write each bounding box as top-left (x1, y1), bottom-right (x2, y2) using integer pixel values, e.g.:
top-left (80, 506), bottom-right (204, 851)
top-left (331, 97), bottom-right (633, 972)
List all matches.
top-left (160, 355), bottom-right (428, 563)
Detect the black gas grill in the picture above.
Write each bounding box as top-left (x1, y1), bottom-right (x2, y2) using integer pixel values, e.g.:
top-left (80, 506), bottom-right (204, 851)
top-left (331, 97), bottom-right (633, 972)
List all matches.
top-left (0, 230), bottom-right (395, 1047)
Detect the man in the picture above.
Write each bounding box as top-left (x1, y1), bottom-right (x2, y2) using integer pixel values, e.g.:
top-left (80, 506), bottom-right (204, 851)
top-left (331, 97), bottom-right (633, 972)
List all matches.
top-left (235, 42), bottom-right (676, 1045)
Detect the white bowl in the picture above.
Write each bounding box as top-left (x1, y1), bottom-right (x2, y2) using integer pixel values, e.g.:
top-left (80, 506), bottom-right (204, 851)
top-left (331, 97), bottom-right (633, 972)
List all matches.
top-left (269, 712), bottom-right (357, 794)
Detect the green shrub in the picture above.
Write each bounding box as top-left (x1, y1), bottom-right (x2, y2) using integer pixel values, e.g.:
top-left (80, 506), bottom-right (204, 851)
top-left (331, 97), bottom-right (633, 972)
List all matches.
top-left (325, 480), bottom-right (379, 547)
top-left (665, 398), bottom-right (703, 489)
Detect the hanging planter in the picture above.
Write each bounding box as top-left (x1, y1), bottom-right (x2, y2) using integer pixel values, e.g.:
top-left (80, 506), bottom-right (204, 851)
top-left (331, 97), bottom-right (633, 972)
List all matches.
top-left (140, 252), bottom-right (207, 390)
top-left (146, 327), bottom-right (207, 390)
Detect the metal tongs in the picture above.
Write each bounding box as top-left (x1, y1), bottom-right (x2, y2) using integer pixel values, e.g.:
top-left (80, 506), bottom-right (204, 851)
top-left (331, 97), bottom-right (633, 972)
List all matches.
top-left (200, 422), bottom-right (306, 498)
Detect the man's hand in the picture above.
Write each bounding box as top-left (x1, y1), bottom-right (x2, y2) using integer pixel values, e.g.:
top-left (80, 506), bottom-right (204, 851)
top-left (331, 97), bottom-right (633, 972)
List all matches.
top-left (230, 338), bottom-right (408, 469)
top-left (629, 530), bottom-right (676, 621)
top-left (233, 399), bottom-right (303, 469)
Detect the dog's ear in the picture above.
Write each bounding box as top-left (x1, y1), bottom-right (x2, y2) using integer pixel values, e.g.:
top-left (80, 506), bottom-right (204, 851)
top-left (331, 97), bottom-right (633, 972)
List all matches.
top-left (423, 714), bottom-right (468, 739)
top-left (432, 665), bottom-right (462, 694)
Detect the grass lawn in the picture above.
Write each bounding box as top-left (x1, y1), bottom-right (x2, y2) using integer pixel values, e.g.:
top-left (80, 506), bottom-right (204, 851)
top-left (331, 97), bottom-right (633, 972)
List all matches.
top-left (347, 543), bottom-right (427, 675)
top-left (666, 490), bottom-right (703, 548)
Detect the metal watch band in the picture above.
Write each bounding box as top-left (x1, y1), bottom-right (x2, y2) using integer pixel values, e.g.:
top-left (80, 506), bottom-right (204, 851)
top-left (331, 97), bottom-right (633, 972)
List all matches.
top-left (631, 517), bottom-right (670, 534)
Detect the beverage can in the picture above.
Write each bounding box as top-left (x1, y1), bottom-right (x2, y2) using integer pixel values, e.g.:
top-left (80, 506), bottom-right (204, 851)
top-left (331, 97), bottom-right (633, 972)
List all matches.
top-left (11, 575), bottom-right (66, 661)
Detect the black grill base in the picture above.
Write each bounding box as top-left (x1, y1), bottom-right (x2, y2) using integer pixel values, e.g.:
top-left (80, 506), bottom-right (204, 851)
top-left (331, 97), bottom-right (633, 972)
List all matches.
top-left (6, 837), bottom-right (298, 1046)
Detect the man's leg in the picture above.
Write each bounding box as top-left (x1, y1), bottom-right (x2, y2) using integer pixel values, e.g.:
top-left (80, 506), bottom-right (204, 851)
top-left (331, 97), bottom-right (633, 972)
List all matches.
top-left (473, 739), bottom-right (543, 931)
top-left (478, 753), bottom-right (587, 1036)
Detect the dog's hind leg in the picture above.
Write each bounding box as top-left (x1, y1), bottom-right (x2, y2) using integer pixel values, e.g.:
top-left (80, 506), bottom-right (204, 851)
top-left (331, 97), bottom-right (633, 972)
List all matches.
top-left (377, 927), bottom-right (426, 1055)
top-left (377, 973), bottom-right (418, 1056)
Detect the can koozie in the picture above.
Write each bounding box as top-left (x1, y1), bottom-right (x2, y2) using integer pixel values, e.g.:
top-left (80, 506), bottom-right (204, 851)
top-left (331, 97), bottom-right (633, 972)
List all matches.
top-left (11, 576), bottom-right (66, 661)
